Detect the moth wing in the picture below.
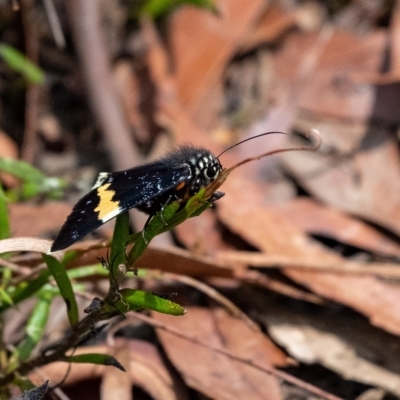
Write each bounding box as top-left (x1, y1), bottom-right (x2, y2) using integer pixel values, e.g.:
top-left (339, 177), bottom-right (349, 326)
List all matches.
top-left (50, 163), bottom-right (190, 252)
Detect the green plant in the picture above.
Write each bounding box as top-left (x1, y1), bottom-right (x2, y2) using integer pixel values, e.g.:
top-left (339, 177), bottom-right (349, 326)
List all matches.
top-left (0, 43), bottom-right (44, 84)
top-left (0, 161), bottom-right (217, 396)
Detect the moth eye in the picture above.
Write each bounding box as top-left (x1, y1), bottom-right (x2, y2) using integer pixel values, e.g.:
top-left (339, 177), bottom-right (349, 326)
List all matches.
top-left (206, 165), bottom-right (218, 178)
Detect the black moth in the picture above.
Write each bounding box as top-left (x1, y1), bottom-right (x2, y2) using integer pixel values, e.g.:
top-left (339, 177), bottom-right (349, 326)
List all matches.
top-left (50, 145), bottom-right (225, 252)
top-left (50, 130), bottom-right (319, 252)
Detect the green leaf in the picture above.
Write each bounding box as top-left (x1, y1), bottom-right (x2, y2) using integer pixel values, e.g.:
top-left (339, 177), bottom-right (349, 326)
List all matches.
top-left (66, 353), bottom-right (125, 371)
top-left (67, 264), bottom-right (109, 279)
top-left (126, 189), bottom-right (214, 270)
top-left (0, 184), bottom-right (10, 240)
top-left (43, 254), bottom-right (79, 327)
top-left (61, 249), bottom-right (80, 265)
top-left (117, 288), bottom-right (185, 316)
top-left (127, 201), bottom-right (180, 268)
top-left (0, 158), bottom-right (45, 181)
top-left (0, 43), bottom-right (44, 84)
top-left (0, 270), bottom-right (51, 313)
top-left (0, 286), bottom-right (13, 306)
top-left (140, 0), bottom-right (217, 18)
top-left (14, 291), bottom-right (53, 363)
top-left (0, 157), bottom-right (66, 201)
top-left (157, 188), bottom-right (212, 233)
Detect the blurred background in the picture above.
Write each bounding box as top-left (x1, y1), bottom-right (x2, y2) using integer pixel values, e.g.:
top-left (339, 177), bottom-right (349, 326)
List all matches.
top-left (2, 0), bottom-right (400, 399)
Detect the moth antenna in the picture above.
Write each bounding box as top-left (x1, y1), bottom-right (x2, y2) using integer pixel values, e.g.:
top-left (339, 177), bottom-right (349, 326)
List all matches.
top-left (217, 131), bottom-right (287, 158)
top-left (226, 129), bottom-right (322, 172)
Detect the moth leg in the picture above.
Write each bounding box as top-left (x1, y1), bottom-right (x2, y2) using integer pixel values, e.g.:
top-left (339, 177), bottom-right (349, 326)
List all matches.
top-left (141, 228), bottom-right (149, 245)
top-left (159, 194), bottom-right (175, 225)
top-left (209, 191), bottom-right (225, 203)
top-left (141, 213), bottom-right (154, 245)
top-left (143, 213), bottom-right (153, 230)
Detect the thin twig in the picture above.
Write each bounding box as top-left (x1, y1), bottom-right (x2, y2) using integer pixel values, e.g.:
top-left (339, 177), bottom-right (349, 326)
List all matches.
top-left (147, 271), bottom-right (259, 331)
top-left (42, 0), bottom-right (66, 48)
top-left (236, 269), bottom-right (324, 304)
top-left (0, 307), bottom-right (108, 387)
top-left (216, 250), bottom-right (400, 279)
top-left (65, 0), bottom-right (141, 172)
top-left (20, 0), bottom-right (40, 163)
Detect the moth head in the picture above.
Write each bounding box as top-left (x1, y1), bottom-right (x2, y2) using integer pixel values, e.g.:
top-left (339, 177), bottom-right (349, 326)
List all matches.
top-left (187, 151), bottom-right (222, 194)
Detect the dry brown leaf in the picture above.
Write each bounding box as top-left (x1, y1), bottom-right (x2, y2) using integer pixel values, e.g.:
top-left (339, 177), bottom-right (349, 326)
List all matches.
top-left (0, 130), bottom-right (18, 159)
top-left (269, 323), bottom-right (400, 396)
top-left (217, 172), bottom-right (400, 336)
top-left (68, 245), bottom-right (234, 278)
top-left (239, 5), bottom-right (299, 53)
top-left (261, 298), bottom-right (400, 397)
top-left (101, 343), bottom-right (131, 400)
top-left (113, 60), bottom-right (152, 145)
top-left (174, 209), bottom-right (229, 254)
top-left (168, 0), bottom-right (267, 123)
top-left (274, 30), bottom-right (387, 121)
top-left (240, 3), bottom-right (325, 54)
top-left (9, 202), bottom-right (71, 238)
top-left (345, 6), bottom-right (400, 86)
top-left (154, 307), bottom-right (286, 400)
top-left (141, 17), bottom-right (217, 149)
top-left (283, 126), bottom-right (400, 237)
top-left (33, 339), bottom-right (186, 400)
top-left (0, 129), bottom-right (19, 188)
top-left (258, 294), bottom-right (400, 396)
top-left (134, 246), bottom-right (236, 278)
top-left (273, 197), bottom-right (400, 258)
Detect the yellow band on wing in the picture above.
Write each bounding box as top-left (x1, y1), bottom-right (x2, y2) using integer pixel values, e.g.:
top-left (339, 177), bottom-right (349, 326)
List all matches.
top-left (94, 183), bottom-right (121, 222)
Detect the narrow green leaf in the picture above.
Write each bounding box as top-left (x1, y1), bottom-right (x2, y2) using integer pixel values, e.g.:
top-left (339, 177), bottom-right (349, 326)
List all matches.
top-left (127, 201), bottom-right (180, 268)
top-left (140, 0), bottom-right (217, 18)
top-left (43, 254), bottom-right (78, 327)
top-left (15, 291), bottom-right (53, 362)
top-left (0, 158), bottom-right (66, 201)
top-left (0, 184), bottom-right (10, 240)
top-left (0, 286), bottom-right (13, 306)
top-left (0, 158), bottom-right (45, 181)
top-left (109, 212), bottom-right (129, 285)
top-left (0, 43), bottom-right (44, 84)
top-left (1, 264), bottom-right (11, 285)
top-left (67, 264), bottom-right (108, 279)
top-left (157, 188), bottom-right (211, 234)
top-left (0, 270), bottom-right (51, 313)
top-left (66, 353), bottom-right (125, 371)
top-left (126, 189), bottom-right (213, 269)
top-left (118, 288), bottom-right (185, 316)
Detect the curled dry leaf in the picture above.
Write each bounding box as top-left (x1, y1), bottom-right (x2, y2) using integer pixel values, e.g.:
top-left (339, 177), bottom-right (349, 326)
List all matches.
top-left (0, 237), bottom-right (55, 257)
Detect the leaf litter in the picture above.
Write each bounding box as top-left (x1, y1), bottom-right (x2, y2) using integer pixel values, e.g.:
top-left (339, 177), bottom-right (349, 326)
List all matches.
top-left (3, 1), bottom-right (400, 399)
